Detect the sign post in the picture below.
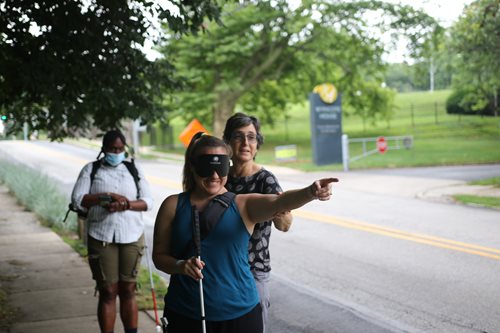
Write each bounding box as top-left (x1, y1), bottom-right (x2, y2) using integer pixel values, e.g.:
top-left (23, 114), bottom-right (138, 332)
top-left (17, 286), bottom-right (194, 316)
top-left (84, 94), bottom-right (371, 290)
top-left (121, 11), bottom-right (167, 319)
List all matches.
top-left (132, 119), bottom-right (147, 155)
top-left (310, 83), bottom-right (343, 165)
top-left (376, 136), bottom-right (387, 154)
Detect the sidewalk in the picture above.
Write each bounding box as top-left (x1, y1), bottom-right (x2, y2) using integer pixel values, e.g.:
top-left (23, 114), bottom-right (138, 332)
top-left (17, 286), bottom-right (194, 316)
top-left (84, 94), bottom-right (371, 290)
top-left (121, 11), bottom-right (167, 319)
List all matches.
top-left (0, 185), bottom-right (160, 333)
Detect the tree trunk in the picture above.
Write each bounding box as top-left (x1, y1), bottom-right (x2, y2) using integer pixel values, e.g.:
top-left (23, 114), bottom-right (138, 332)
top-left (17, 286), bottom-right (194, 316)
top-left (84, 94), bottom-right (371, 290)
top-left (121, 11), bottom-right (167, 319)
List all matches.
top-left (429, 57), bottom-right (435, 92)
top-left (212, 93), bottom-right (238, 137)
top-left (493, 86), bottom-right (498, 117)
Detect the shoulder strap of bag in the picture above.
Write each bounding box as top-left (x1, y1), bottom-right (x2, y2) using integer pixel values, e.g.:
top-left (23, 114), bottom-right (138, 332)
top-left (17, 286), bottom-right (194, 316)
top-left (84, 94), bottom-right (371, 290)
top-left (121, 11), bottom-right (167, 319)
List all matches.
top-left (89, 160), bottom-right (101, 185)
top-left (91, 159), bottom-right (140, 198)
top-left (199, 192), bottom-right (236, 239)
top-left (64, 159), bottom-right (141, 223)
top-left (178, 192), bottom-right (236, 258)
top-left (64, 161), bottom-right (101, 222)
top-left (123, 159), bottom-right (141, 199)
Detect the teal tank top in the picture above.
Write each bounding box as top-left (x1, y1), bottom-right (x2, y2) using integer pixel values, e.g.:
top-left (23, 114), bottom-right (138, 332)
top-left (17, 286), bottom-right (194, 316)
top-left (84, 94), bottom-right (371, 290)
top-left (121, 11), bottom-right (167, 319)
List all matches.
top-left (164, 192), bottom-right (259, 321)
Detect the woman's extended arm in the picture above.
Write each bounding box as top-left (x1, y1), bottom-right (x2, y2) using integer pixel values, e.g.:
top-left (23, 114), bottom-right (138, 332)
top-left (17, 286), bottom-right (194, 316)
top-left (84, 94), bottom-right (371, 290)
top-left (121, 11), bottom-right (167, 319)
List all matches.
top-left (152, 195), bottom-right (204, 280)
top-left (237, 178), bottom-right (338, 230)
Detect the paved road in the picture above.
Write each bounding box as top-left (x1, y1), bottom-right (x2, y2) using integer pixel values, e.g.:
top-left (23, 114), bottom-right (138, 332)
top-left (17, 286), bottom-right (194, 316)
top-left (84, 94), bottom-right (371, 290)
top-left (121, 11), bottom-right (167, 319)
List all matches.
top-left (356, 164), bottom-right (500, 181)
top-left (1, 140), bottom-right (499, 333)
top-left (268, 165), bottom-right (500, 333)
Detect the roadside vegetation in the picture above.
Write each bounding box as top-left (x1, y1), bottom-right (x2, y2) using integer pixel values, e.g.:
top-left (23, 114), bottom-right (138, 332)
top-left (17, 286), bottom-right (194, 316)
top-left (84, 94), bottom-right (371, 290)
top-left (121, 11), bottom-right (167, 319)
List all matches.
top-left (452, 177), bottom-right (500, 209)
top-left (452, 195), bottom-right (500, 210)
top-left (0, 159), bottom-right (167, 314)
top-left (147, 89), bottom-right (500, 171)
top-left (469, 177), bottom-right (500, 188)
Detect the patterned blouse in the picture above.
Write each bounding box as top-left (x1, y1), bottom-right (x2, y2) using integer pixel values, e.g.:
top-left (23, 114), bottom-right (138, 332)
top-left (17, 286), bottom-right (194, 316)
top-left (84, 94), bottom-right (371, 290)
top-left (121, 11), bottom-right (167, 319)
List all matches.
top-left (225, 168), bottom-right (283, 273)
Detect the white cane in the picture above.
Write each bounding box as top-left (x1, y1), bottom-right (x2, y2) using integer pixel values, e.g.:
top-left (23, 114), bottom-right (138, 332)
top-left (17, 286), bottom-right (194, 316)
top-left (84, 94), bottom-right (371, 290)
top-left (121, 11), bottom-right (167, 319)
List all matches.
top-left (192, 206), bottom-right (207, 333)
top-left (144, 234), bottom-right (162, 332)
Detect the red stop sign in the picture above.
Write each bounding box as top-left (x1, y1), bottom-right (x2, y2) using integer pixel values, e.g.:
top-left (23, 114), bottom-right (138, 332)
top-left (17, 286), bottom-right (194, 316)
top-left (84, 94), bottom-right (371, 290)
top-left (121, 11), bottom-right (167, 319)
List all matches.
top-left (376, 136), bottom-right (387, 153)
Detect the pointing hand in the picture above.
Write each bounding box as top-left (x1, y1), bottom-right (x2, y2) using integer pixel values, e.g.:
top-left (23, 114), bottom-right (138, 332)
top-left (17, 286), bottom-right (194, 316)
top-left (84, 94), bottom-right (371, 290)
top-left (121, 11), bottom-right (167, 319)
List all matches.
top-left (309, 178), bottom-right (339, 201)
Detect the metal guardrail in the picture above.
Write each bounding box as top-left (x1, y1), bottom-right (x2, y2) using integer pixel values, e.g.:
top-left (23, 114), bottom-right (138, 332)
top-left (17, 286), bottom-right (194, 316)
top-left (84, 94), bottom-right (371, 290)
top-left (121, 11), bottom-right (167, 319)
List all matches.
top-left (342, 135), bottom-right (413, 171)
top-left (349, 135), bottom-right (413, 161)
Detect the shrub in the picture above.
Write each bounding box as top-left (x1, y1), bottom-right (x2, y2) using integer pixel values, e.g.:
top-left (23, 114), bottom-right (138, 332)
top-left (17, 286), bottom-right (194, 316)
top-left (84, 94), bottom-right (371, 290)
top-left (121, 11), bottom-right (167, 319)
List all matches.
top-left (0, 158), bottom-right (77, 232)
top-left (446, 89), bottom-right (494, 116)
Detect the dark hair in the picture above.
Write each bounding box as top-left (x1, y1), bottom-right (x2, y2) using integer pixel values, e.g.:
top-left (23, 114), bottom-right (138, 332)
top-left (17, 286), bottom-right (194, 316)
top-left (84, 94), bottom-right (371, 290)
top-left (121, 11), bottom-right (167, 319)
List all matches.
top-left (97, 130), bottom-right (127, 159)
top-left (182, 133), bottom-right (231, 192)
top-left (222, 112), bottom-right (264, 149)
top-left (102, 130), bottom-right (127, 148)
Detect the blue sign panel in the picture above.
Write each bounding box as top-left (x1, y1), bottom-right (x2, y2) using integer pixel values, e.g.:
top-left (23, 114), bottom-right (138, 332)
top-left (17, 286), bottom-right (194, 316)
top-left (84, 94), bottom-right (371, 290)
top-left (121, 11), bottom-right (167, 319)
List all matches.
top-left (309, 93), bottom-right (343, 165)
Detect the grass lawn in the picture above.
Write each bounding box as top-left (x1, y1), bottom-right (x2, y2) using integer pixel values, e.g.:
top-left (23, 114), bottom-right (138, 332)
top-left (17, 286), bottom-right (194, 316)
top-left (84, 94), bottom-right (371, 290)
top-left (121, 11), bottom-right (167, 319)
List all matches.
top-left (452, 194), bottom-right (500, 209)
top-left (451, 177), bottom-right (500, 209)
top-left (470, 177), bottom-right (500, 187)
top-left (149, 89), bottom-right (500, 171)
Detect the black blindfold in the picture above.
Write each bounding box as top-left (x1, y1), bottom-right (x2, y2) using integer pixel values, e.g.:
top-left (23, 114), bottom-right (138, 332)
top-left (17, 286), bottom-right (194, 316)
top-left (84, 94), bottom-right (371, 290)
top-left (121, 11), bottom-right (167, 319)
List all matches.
top-left (193, 154), bottom-right (230, 178)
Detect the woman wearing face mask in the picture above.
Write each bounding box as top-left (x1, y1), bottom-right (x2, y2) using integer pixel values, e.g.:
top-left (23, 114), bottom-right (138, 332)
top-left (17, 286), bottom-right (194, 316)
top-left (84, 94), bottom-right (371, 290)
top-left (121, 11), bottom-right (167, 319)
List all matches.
top-left (71, 129), bottom-right (153, 333)
top-left (153, 133), bottom-right (337, 333)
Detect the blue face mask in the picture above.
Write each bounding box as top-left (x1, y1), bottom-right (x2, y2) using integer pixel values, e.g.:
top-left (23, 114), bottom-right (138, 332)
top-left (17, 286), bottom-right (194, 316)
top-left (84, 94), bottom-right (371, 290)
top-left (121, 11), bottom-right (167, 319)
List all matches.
top-left (104, 152), bottom-right (126, 166)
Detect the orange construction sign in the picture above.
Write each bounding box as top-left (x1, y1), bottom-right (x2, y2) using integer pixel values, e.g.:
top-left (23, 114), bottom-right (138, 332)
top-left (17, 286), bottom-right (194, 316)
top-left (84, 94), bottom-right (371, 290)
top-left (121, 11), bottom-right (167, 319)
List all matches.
top-left (179, 119), bottom-right (209, 147)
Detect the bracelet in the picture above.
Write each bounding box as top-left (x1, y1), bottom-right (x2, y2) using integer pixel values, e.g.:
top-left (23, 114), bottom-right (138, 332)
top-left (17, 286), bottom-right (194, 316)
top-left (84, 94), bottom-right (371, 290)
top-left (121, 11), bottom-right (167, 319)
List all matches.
top-left (125, 200), bottom-right (130, 210)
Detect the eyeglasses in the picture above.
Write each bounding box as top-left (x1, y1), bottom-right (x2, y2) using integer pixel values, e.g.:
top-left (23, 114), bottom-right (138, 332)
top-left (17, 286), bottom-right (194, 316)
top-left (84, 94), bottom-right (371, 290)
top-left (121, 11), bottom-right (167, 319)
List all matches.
top-left (231, 132), bottom-right (257, 144)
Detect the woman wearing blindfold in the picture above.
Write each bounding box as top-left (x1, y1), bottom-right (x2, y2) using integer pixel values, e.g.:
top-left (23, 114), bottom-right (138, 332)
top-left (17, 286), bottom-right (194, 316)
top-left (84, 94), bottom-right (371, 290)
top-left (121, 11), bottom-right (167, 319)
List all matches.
top-left (153, 133), bottom-right (338, 333)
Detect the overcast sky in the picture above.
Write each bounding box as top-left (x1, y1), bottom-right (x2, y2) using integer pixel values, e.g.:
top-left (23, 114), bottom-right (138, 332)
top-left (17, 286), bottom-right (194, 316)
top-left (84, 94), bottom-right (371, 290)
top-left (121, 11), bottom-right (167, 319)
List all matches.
top-left (391, 0), bottom-right (473, 27)
top-left (383, 0), bottom-right (474, 62)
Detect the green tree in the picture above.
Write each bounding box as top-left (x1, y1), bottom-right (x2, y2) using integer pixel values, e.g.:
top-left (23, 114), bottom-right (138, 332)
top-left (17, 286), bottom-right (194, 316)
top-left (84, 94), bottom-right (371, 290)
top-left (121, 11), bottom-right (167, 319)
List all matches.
top-left (448, 0), bottom-right (499, 116)
top-left (411, 26), bottom-right (454, 92)
top-left (385, 63), bottom-right (415, 92)
top-left (159, 0), bottom-right (437, 136)
top-left (0, 0), bottom-right (221, 140)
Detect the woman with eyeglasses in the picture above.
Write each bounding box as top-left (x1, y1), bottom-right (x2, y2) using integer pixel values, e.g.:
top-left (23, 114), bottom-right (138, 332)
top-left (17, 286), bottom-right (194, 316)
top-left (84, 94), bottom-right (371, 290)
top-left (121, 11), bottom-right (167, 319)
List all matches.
top-left (152, 133), bottom-right (337, 333)
top-left (222, 112), bottom-right (292, 333)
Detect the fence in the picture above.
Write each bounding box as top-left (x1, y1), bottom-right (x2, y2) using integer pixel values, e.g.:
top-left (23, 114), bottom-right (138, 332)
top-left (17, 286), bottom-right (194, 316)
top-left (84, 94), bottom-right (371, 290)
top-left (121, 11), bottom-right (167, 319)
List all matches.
top-left (389, 102), bottom-right (493, 128)
top-left (342, 134), bottom-right (414, 171)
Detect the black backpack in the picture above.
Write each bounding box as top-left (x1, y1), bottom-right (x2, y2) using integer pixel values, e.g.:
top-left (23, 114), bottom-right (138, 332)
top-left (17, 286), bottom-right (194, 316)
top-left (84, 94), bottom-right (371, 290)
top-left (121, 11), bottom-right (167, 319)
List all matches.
top-left (63, 159), bottom-right (140, 222)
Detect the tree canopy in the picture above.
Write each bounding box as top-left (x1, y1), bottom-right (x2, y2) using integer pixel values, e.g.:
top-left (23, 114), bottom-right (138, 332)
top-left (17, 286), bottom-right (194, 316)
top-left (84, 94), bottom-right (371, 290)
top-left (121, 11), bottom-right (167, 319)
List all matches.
top-left (0, 0), bottom-right (221, 139)
top-left (447, 0), bottom-right (499, 116)
top-left (158, 0), bottom-right (438, 136)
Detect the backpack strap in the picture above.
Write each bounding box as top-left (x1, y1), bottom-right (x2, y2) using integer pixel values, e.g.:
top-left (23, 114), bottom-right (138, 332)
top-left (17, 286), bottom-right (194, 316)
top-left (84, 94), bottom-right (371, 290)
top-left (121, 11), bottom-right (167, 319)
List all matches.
top-left (199, 192), bottom-right (236, 240)
top-left (123, 159), bottom-right (141, 199)
top-left (91, 159), bottom-right (140, 199)
top-left (65, 159), bottom-right (141, 223)
top-left (90, 160), bottom-right (101, 185)
top-left (178, 192), bottom-right (236, 258)
top-left (64, 161), bottom-right (100, 222)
